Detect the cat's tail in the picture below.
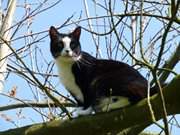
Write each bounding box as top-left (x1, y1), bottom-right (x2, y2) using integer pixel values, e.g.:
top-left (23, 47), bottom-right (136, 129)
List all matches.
top-left (150, 83), bottom-right (167, 96)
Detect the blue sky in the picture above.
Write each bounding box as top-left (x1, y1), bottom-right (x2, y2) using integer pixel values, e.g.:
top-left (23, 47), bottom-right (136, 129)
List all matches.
top-left (0, 0), bottom-right (179, 134)
top-left (0, 0), bottom-right (95, 131)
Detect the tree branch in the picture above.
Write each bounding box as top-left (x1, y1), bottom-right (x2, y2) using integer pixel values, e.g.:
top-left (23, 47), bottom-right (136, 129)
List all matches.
top-left (0, 102), bottom-right (74, 111)
top-left (158, 44), bottom-right (180, 84)
top-left (0, 75), bottom-right (179, 135)
top-left (0, 0), bottom-right (16, 92)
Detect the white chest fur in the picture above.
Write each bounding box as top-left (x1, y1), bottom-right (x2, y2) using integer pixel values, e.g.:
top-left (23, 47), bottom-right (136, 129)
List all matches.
top-left (55, 57), bottom-right (84, 103)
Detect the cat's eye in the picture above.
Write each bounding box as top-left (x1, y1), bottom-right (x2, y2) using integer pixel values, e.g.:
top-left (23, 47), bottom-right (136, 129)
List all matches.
top-left (58, 41), bottom-right (63, 45)
top-left (57, 41), bottom-right (64, 49)
top-left (70, 41), bottom-right (77, 49)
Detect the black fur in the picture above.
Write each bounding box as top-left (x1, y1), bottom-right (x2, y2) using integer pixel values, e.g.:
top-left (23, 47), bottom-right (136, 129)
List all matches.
top-left (72, 52), bottom-right (148, 109)
top-left (49, 26), bottom-right (156, 112)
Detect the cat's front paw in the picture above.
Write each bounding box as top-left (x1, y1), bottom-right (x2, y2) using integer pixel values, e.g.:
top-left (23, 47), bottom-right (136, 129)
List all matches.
top-left (72, 106), bottom-right (94, 118)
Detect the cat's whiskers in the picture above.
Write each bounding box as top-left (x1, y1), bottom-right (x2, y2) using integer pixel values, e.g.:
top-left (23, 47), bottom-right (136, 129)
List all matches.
top-left (72, 53), bottom-right (81, 61)
top-left (77, 56), bottom-right (94, 67)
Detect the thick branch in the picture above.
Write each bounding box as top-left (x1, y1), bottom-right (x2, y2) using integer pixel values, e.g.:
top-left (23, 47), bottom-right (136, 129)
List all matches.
top-left (158, 44), bottom-right (180, 84)
top-left (0, 0), bottom-right (16, 92)
top-left (0, 75), bottom-right (179, 135)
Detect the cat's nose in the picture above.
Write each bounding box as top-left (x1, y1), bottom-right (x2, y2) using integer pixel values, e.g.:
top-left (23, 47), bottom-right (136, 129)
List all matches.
top-left (64, 49), bottom-right (72, 56)
top-left (65, 50), bottom-right (69, 53)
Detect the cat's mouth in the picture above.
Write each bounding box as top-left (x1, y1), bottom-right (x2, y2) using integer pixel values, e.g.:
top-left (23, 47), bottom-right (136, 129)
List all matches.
top-left (60, 53), bottom-right (81, 61)
top-left (61, 52), bottom-right (73, 58)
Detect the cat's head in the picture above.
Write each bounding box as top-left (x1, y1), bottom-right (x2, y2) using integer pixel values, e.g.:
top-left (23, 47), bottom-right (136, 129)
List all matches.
top-left (49, 26), bottom-right (81, 61)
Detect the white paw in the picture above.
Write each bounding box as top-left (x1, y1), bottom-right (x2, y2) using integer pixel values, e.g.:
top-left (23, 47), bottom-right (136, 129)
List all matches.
top-left (72, 106), bottom-right (93, 118)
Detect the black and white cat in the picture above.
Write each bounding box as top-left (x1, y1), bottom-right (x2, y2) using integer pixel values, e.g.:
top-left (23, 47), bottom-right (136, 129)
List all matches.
top-left (49, 26), bottom-right (155, 117)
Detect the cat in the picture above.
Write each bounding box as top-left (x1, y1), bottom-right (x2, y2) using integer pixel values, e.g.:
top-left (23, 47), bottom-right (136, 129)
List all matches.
top-left (49, 26), bottom-right (156, 117)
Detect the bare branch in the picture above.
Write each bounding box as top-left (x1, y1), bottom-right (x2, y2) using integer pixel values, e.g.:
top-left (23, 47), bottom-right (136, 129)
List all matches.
top-left (0, 75), bottom-right (179, 135)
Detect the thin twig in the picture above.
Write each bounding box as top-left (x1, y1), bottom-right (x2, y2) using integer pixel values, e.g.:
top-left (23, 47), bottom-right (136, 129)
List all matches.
top-left (0, 36), bottom-right (72, 119)
top-left (0, 101), bottom-right (74, 111)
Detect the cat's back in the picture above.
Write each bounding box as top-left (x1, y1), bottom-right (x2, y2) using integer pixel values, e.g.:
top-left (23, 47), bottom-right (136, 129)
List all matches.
top-left (96, 59), bottom-right (143, 79)
top-left (78, 52), bottom-right (145, 80)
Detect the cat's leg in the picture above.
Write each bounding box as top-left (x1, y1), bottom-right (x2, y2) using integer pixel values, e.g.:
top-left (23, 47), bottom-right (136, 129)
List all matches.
top-left (72, 106), bottom-right (94, 118)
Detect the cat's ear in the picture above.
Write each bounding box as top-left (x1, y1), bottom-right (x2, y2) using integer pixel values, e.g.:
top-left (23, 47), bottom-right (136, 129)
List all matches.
top-left (71, 26), bottom-right (81, 40)
top-left (49, 26), bottom-right (59, 40)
